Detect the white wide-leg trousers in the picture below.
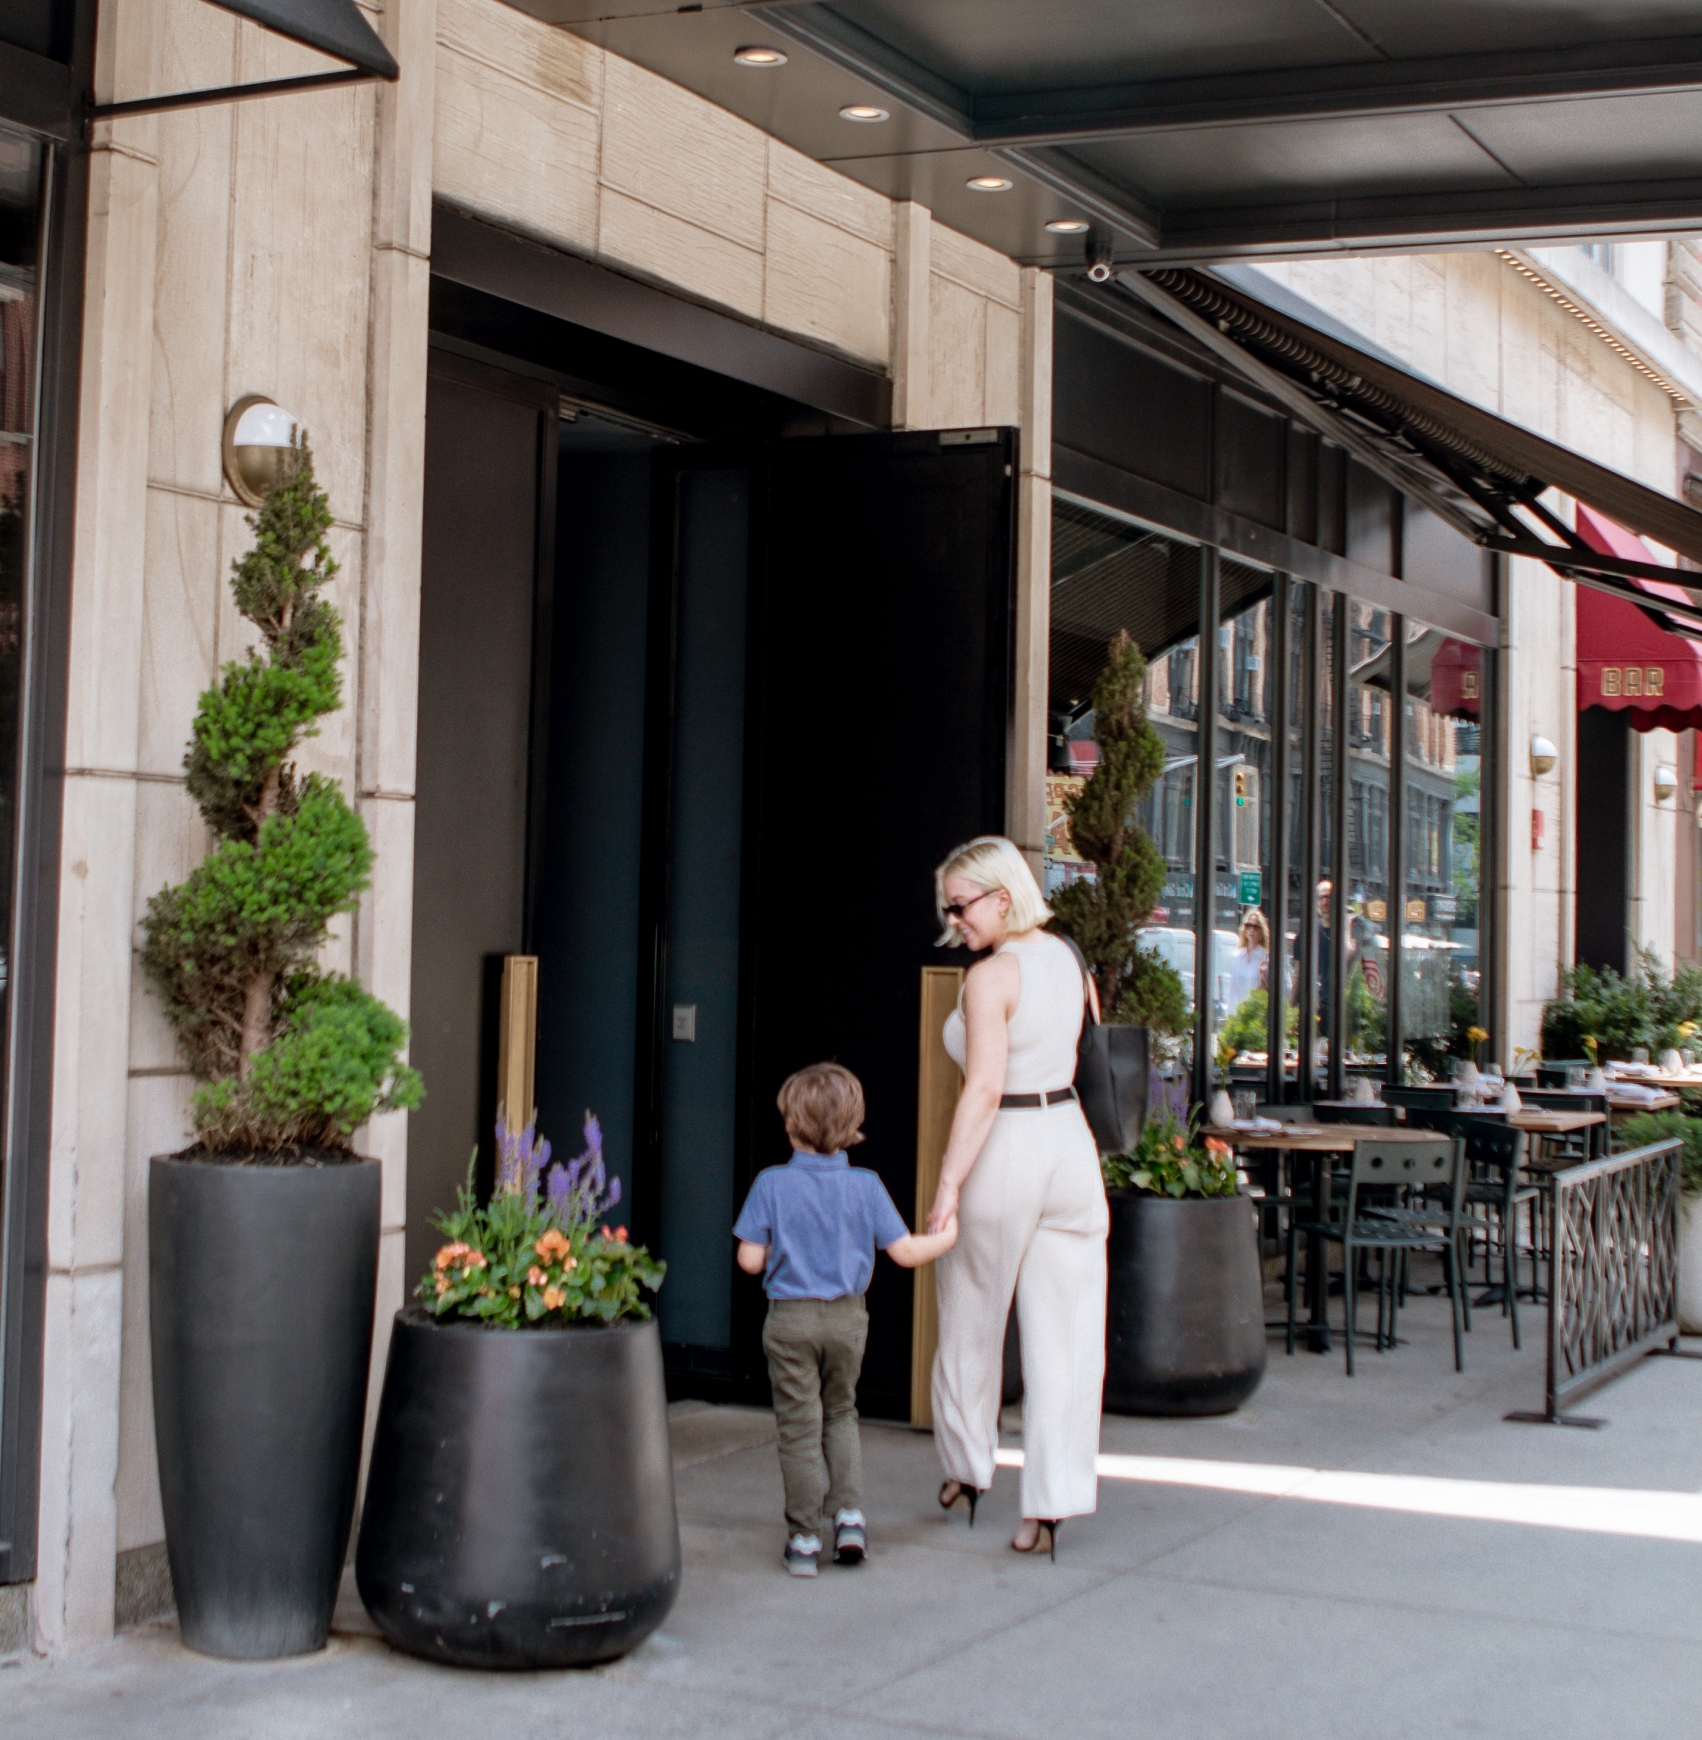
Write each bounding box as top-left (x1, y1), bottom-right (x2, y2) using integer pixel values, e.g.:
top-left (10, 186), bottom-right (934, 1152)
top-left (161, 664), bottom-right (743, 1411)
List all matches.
top-left (931, 1100), bottom-right (1108, 1521)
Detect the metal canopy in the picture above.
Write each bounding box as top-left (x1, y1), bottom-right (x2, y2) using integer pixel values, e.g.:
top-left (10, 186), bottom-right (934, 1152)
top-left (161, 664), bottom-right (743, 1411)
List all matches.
top-left (525, 0), bottom-right (1702, 266)
top-left (91, 0), bottom-right (397, 124)
top-left (1115, 264), bottom-right (1702, 632)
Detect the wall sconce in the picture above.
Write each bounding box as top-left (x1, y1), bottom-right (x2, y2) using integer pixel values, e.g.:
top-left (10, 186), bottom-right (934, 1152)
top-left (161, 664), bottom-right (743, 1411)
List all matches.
top-left (1655, 763), bottom-right (1679, 803)
top-left (1529, 734), bottom-right (1558, 778)
top-left (222, 396), bottom-right (300, 507)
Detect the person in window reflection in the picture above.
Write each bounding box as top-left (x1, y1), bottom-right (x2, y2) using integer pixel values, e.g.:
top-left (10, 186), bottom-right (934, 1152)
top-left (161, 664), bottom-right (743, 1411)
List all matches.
top-left (1227, 907), bottom-right (1270, 1007)
top-left (926, 835), bottom-right (1107, 1564)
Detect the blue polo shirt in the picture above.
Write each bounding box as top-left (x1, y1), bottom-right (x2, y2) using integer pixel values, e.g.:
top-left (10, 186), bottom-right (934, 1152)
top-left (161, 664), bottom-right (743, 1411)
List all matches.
top-left (732, 1150), bottom-right (911, 1301)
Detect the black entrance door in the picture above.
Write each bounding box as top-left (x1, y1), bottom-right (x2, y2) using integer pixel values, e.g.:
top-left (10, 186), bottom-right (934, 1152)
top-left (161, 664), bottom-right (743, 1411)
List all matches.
top-left (639, 430), bottom-right (1015, 1418)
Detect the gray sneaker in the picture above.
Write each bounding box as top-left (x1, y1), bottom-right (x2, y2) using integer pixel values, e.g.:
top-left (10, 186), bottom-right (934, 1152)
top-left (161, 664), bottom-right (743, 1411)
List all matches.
top-left (783, 1533), bottom-right (821, 1577)
top-left (833, 1509), bottom-right (867, 1565)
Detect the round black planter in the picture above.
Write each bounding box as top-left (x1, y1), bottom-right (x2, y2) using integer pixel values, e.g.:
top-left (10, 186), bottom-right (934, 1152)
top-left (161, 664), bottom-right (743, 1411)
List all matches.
top-left (149, 1155), bottom-right (380, 1658)
top-left (356, 1308), bottom-right (679, 1670)
top-left (1104, 1190), bottom-right (1267, 1416)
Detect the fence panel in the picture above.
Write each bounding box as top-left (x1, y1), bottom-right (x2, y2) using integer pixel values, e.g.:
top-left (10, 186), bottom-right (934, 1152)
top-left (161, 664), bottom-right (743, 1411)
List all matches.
top-left (1509, 1137), bottom-right (1682, 1427)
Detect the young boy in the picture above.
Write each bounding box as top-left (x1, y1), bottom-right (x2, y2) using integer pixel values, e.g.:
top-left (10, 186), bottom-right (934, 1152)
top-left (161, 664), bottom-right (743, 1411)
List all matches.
top-left (733, 1061), bottom-right (956, 1577)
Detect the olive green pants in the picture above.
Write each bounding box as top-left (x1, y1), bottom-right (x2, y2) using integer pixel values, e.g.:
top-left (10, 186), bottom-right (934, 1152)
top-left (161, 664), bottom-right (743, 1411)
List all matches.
top-left (762, 1295), bottom-right (868, 1539)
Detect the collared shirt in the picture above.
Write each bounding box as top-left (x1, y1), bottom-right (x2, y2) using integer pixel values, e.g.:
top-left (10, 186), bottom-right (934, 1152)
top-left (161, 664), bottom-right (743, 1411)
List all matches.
top-left (732, 1150), bottom-right (911, 1301)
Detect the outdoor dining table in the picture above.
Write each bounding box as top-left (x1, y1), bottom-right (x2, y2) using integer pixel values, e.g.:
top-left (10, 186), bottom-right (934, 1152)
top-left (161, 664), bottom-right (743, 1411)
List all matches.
top-left (1207, 1123), bottom-right (1455, 1354)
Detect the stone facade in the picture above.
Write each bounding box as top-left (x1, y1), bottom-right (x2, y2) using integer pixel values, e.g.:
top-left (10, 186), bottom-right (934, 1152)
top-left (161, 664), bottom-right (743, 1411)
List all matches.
top-left (34, 0), bottom-right (1052, 1654)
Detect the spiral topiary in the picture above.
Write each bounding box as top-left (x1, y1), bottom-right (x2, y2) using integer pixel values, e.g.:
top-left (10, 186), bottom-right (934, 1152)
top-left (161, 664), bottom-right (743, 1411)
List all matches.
top-left (1050, 629), bottom-right (1188, 1033)
top-left (140, 438), bottom-right (422, 1156)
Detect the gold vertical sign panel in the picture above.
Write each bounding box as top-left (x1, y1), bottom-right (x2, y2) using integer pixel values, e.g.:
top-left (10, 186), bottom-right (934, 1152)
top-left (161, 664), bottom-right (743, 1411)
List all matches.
top-left (911, 965), bottom-right (965, 1426)
top-left (497, 954), bottom-right (539, 1127)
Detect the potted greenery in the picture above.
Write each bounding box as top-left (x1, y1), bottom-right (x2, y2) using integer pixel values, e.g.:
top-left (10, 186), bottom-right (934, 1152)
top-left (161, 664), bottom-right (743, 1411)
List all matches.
top-left (356, 1112), bottom-right (675, 1669)
top-left (1101, 1072), bottom-right (1267, 1414)
top-left (140, 443), bottom-right (422, 1659)
top-left (1542, 946), bottom-right (1702, 1062)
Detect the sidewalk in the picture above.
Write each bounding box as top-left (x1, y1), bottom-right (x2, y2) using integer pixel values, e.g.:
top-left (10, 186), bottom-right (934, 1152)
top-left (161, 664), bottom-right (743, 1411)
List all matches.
top-left (10, 1286), bottom-right (1702, 1740)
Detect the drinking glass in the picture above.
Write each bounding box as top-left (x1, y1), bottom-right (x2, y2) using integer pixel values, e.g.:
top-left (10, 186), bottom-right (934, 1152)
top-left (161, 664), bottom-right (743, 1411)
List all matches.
top-left (1233, 1089), bottom-right (1256, 1123)
top-left (1566, 1065), bottom-right (1588, 1091)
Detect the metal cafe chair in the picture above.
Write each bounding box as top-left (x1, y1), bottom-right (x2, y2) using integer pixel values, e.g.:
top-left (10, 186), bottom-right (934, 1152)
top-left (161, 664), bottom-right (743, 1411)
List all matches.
top-left (1403, 1112), bottom-right (1536, 1348)
top-left (1534, 1060), bottom-right (1593, 1088)
top-left (1381, 1084), bottom-right (1458, 1114)
top-left (1288, 1136), bottom-right (1468, 1375)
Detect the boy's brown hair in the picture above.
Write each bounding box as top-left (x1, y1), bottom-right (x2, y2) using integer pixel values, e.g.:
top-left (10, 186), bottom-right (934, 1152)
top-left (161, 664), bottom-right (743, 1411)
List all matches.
top-left (776, 1062), bottom-right (866, 1154)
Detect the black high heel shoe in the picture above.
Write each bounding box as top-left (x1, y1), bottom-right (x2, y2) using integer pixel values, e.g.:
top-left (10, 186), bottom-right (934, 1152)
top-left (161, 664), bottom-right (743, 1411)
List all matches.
top-left (938, 1479), bottom-right (984, 1527)
top-left (1011, 1518), bottom-right (1060, 1561)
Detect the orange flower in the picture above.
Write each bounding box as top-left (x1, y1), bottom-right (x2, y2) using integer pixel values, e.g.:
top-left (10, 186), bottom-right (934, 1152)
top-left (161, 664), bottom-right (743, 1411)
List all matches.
top-left (1204, 1137), bottom-right (1231, 1156)
top-left (614, 1225), bottom-right (628, 1243)
top-left (542, 1285), bottom-right (566, 1310)
top-left (435, 1275), bottom-right (450, 1296)
top-left (535, 1229), bottom-right (571, 1263)
top-left (528, 1265), bottom-right (547, 1286)
top-left (465, 1249), bottom-right (487, 1270)
top-left (434, 1241), bottom-right (471, 1271)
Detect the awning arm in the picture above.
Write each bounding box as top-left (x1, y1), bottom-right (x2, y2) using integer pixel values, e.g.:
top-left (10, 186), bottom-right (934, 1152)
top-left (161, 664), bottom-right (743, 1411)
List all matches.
top-left (88, 0), bottom-right (397, 125)
top-left (1118, 265), bottom-right (1702, 627)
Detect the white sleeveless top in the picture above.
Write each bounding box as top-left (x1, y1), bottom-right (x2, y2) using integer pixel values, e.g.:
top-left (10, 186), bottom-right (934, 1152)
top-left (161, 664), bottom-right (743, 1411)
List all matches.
top-left (942, 932), bottom-right (1086, 1094)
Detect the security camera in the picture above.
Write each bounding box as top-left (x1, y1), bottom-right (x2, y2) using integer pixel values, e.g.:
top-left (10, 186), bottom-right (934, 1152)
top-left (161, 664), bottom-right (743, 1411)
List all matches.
top-left (1085, 230), bottom-right (1114, 282)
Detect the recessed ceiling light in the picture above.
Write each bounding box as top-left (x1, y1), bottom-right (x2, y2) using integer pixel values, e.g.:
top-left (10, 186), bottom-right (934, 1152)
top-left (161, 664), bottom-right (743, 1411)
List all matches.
top-left (733, 45), bottom-right (787, 66)
top-left (967, 176), bottom-right (1013, 192)
top-left (839, 104), bottom-right (890, 122)
top-left (1046, 218), bottom-right (1091, 234)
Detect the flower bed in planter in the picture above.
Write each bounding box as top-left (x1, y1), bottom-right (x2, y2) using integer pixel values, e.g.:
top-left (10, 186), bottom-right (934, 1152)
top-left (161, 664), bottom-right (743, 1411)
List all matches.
top-left (356, 1114), bottom-right (675, 1669)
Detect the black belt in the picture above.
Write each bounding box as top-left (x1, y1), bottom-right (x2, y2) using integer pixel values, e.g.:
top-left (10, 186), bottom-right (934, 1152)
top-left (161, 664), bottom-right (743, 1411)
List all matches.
top-left (999, 1087), bottom-right (1078, 1109)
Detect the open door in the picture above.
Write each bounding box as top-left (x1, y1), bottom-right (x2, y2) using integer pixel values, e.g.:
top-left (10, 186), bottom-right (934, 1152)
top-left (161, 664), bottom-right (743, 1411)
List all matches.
top-left (737, 429), bottom-right (1015, 1420)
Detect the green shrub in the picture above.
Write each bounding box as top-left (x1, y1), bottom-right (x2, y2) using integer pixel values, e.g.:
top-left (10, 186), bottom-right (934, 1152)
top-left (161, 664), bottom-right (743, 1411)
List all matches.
top-left (1051, 630), bottom-right (1187, 1031)
top-left (1542, 945), bottom-right (1702, 1063)
top-left (1617, 1110), bottom-right (1702, 1198)
top-left (422, 1113), bottom-right (665, 1326)
top-left (139, 440), bottom-right (421, 1156)
top-left (1103, 1112), bottom-right (1240, 1199)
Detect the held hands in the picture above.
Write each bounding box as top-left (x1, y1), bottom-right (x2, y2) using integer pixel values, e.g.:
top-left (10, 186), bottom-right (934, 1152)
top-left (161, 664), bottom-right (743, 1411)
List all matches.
top-left (927, 1181), bottom-right (960, 1236)
top-left (887, 1212), bottom-right (957, 1269)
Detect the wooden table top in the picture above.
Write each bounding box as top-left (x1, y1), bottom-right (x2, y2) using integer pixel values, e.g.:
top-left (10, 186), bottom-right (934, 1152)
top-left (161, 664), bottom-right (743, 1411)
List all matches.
top-left (1604, 1070), bottom-right (1701, 1093)
top-left (1507, 1108), bottom-right (1607, 1133)
top-left (1205, 1123), bottom-right (1457, 1153)
top-left (1604, 1088), bottom-right (1683, 1111)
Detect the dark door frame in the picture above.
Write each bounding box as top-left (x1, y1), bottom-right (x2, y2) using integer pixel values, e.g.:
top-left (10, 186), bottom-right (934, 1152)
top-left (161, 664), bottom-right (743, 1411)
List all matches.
top-left (1, 0), bottom-right (94, 1587)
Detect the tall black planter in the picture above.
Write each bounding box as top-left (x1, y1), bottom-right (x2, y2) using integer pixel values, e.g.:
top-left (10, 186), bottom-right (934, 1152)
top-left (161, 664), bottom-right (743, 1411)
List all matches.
top-left (1104, 1190), bottom-right (1266, 1416)
top-left (356, 1308), bottom-right (679, 1670)
top-left (149, 1156), bottom-right (380, 1658)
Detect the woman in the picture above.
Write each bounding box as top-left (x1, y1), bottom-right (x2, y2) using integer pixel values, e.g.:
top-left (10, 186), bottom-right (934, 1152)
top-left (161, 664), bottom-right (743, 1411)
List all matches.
top-left (1226, 907), bottom-right (1270, 1009)
top-left (927, 835), bottom-right (1107, 1559)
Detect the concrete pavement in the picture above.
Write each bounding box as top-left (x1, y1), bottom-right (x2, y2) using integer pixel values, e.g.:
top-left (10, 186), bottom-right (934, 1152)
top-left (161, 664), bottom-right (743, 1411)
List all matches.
top-left (9, 1279), bottom-right (1702, 1740)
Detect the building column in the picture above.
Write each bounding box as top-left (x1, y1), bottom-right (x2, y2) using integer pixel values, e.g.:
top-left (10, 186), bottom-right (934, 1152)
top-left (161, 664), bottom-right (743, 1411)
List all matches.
top-left (355, 0), bottom-right (437, 1473)
top-left (1010, 266), bottom-right (1052, 872)
top-left (890, 201), bottom-right (930, 431)
top-left (35, 0), bottom-right (160, 1654)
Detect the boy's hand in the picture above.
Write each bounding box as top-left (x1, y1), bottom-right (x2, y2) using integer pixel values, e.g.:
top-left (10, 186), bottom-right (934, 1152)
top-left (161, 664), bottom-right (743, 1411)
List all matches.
top-left (884, 1216), bottom-right (957, 1269)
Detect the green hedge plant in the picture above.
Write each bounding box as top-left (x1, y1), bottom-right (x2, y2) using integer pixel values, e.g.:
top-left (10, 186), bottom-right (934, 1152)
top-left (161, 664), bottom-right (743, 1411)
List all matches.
top-left (1051, 630), bottom-right (1188, 1034)
top-left (140, 440), bottom-right (422, 1157)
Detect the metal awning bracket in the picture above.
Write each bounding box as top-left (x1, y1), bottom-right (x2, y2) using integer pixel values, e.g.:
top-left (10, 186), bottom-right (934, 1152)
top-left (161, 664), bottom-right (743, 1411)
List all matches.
top-left (87, 0), bottom-right (397, 128)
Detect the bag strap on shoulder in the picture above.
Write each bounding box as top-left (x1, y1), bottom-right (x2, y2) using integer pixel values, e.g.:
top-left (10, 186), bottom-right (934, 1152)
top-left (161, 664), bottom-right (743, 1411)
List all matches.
top-left (1055, 932), bottom-right (1100, 1046)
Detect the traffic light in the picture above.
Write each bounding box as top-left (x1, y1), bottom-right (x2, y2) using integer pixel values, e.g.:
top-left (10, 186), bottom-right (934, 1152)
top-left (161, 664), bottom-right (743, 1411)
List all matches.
top-left (1233, 766), bottom-right (1249, 807)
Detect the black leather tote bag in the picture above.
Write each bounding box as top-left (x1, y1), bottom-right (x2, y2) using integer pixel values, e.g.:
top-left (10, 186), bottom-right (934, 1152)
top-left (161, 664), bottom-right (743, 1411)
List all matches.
top-left (1060, 935), bottom-right (1149, 1155)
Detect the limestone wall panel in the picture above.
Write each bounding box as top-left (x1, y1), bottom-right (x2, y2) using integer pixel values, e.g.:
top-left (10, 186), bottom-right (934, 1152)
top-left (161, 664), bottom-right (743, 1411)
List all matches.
top-left (600, 53), bottom-right (766, 254)
top-left (225, 63), bottom-right (375, 520)
top-left (598, 186), bottom-right (765, 321)
top-left (436, 0), bottom-right (597, 106)
top-left (928, 271), bottom-right (987, 430)
top-left (767, 138), bottom-right (891, 248)
top-left (138, 489), bottom-right (219, 779)
top-left (763, 198), bottom-right (889, 366)
top-left (434, 47), bottom-right (599, 254)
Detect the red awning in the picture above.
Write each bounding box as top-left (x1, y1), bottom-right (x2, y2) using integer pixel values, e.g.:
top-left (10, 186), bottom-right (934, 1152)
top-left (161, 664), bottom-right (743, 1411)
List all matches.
top-left (1575, 506), bottom-right (1702, 734)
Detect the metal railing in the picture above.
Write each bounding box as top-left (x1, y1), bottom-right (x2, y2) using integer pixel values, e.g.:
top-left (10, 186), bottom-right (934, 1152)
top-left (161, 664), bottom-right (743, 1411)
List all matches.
top-left (1508, 1137), bottom-right (1684, 1428)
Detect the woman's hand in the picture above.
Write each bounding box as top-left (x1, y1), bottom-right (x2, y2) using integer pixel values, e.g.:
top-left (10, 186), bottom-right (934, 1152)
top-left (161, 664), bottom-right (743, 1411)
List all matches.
top-left (927, 1178), bottom-right (960, 1234)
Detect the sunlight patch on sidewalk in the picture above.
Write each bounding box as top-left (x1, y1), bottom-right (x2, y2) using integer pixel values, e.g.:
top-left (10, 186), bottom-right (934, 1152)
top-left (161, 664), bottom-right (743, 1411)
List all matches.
top-left (992, 1447), bottom-right (1702, 1543)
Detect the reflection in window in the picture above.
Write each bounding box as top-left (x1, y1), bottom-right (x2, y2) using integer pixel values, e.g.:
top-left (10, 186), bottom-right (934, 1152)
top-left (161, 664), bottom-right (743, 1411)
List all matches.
top-left (1343, 604), bottom-right (1392, 1075)
top-left (1404, 628), bottom-right (1484, 1080)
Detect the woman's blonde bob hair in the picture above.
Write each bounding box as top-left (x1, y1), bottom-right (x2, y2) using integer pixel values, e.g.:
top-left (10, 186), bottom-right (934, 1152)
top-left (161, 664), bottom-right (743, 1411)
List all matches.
top-left (934, 835), bottom-right (1052, 947)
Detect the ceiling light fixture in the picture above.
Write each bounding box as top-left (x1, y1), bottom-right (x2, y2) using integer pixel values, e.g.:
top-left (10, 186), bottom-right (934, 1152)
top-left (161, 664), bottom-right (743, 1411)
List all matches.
top-left (733, 45), bottom-right (787, 66)
top-left (1045, 218), bottom-right (1090, 234)
top-left (839, 103), bottom-right (889, 122)
top-left (967, 175), bottom-right (1013, 192)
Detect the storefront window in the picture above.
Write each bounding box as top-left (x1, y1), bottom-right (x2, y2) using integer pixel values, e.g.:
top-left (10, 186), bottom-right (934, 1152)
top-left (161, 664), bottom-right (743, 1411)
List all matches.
top-left (1215, 585), bottom-right (1273, 1074)
top-left (1139, 622), bottom-right (1199, 1074)
top-left (1403, 627), bottom-right (1484, 1079)
top-left (1345, 603), bottom-right (1392, 1075)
